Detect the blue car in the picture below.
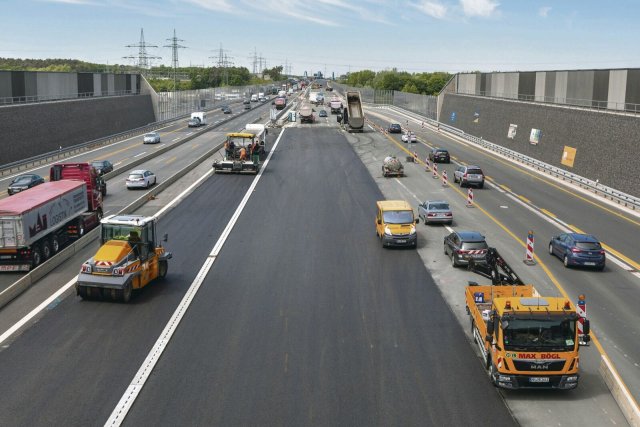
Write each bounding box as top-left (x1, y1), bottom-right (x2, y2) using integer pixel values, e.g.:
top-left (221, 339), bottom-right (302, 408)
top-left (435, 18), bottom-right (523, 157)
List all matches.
top-left (549, 233), bottom-right (605, 270)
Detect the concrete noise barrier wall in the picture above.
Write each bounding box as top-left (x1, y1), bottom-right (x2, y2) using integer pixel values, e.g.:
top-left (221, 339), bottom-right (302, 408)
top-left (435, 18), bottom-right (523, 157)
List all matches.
top-left (440, 94), bottom-right (640, 198)
top-left (0, 95), bottom-right (155, 165)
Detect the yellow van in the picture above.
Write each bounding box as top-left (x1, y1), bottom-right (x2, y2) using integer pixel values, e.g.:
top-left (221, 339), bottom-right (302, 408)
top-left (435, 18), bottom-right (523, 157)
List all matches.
top-left (375, 200), bottom-right (419, 248)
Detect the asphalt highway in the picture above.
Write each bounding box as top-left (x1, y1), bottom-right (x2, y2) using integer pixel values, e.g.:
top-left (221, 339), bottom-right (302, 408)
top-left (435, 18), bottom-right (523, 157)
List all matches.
top-left (364, 106), bottom-right (638, 423)
top-left (0, 100), bottom-right (272, 291)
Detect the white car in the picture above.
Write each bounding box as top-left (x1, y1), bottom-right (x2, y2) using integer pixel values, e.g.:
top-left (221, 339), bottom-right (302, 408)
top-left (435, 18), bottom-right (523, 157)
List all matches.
top-left (401, 131), bottom-right (417, 143)
top-left (126, 170), bottom-right (157, 189)
top-left (143, 132), bottom-right (161, 144)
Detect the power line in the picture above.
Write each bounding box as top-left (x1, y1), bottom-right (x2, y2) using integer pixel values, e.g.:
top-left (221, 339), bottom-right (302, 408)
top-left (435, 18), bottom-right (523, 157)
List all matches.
top-left (123, 28), bottom-right (161, 73)
top-left (163, 29), bottom-right (186, 91)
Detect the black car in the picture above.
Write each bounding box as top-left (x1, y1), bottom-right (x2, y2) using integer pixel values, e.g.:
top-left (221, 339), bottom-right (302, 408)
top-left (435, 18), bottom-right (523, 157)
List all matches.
top-left (388, 123), bottom-right (402, 133)
top-left (91, 160), bottom-right (114, 175)
top-left (443, 230), bottom-right (488, 267)
top-left (243, 99), bottom-right (250, 104)
top-left (222, 106), bottom-right (232, 114)
top-left (244, 104), bottom-right (251, 110)
top-left (318, 110), bottom-right (327, 117)
top-left (220, 104), bottom-right (229, 111)
top-left (429, 148), bottom-right (450, 163)
top-left (7, 174), bottom-right (45, 195)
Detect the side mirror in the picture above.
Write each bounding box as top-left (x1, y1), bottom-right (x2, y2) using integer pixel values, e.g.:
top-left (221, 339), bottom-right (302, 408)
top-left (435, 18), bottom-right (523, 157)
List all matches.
top-left (377, 219), bottom-right (382, 225)
top-left (163, 233), bottom-right (168, 242)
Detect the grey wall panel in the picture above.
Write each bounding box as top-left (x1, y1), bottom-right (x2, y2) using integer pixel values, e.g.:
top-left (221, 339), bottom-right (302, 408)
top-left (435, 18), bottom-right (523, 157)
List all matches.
top-left (77, 73), bottom-right (94, 95)
top-left (0, 71), bottom-right (11, 98)
top-left (106, 74), bottom-right (113, 95)
top-left (494, 73), bottom-right (505, 96)
top-left (545, 71), bottom-right (556, 100)
top-left (624, 69), bottom-right (640, 108)
top-left (126, 74), bottom-right (132, 92)
top-left (554, 71), bottom-right (568, 103)
top-left (485, 73), bottom-right (492, 96)
top-left (93, 74), bottom-right (102, 96)
top-left (440, 93), bottom-right (639, 197)
top-left (592, 70), bottom-right (609, 108)
top-left (0, 95), bottom-right (155, 165)
top-left (535, 72), bottom-right (546, 101)
top-left (518, 72), bottom-right (536, 100)
top-left (490, 73), bottom-right (499, 96)
top-left (24, 72), bottom-right (37, 97)
top-left (476, 74), bottom-right (481, 95)
top-left (566, 70), bottom-right (594, 106)
top-left (608, 69), bottom-right (627, 110)
top-left (114, 74), bottom-right (126, 92)
top-left (457, 74), bottom-right (477, 94)
top-left (480, 73), bottom-right (487, 95)
top-left (504, 73), bottom-right (519, 99)
top-left (11, 72), bottom-right (25, 98)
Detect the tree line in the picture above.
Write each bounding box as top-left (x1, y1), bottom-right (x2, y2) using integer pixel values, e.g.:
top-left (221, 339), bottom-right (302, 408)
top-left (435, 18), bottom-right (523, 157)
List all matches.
top-left (341, 69), bottom-right (452, 95)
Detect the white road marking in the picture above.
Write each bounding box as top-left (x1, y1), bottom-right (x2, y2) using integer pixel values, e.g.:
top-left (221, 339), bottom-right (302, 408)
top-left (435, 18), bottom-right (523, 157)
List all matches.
top-left (105, 128), bottom-right (286, 427)
top-left (0, 278), bottom-right (77, 346)
top-left (185, 132), bottom-right (193, 136)
top-left (172, 137), bottom-right (181, 142)
top-left (157, 143), bottom-right (166, 148)
top-left (133, 152), bottom-right (147, 158)
top-left (113, 162), bottom-right (123, 166)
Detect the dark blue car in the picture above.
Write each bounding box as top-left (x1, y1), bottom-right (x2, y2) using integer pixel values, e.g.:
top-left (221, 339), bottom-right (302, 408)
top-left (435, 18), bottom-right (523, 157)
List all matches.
top-left (548, 233), bottom-right (605, 270)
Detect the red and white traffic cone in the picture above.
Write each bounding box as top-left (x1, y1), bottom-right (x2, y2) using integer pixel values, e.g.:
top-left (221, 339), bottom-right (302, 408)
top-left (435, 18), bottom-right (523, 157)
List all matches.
top-left (413, 151), bottom-right (418, 162)
top-left (466, 188), bottom-right (474, 207)
top-left (523, 230), bottom-right (536, 265)
top-left (432, 163), bottom-right (438, 179)
top-left (442, 170), bottom-right (448, 187)
top-left (425, 158), bottom-right (431, 171)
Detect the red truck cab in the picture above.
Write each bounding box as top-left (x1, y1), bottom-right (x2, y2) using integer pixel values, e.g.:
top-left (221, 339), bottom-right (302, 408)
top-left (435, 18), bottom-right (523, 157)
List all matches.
top-left (50, 162), bottom-right (106, 208)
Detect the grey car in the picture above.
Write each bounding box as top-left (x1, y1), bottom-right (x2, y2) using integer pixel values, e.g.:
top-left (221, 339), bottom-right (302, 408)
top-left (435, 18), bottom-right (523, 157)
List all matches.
top-left (143, 132), bottom-right (161, 144)
top-left (418, 200), bottom-right (453, 225)
top-left (443, 230), bottom-right (488, 267)
top-left (453, 165), bottom-right (485, 188)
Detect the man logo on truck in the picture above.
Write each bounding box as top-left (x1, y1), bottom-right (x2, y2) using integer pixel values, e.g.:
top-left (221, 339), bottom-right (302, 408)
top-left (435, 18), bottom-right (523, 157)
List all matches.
top-left (29, 213), bottom-right (47, 238)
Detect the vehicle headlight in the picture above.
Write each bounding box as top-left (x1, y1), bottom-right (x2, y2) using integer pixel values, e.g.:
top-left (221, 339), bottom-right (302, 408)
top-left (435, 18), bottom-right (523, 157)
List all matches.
top-left (384, 226), bottom-right (392, 236)
top-left (566, 376), bottom-right (578, 382)
top-left (410, 226), bottom-right (416, 235)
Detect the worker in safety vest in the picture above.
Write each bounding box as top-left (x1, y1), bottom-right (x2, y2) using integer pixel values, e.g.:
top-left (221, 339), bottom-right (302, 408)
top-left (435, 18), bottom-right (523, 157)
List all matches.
top-left (239, 146), bottom-right (248, 161)
top-left (251, 139), bottom-right (260, 164)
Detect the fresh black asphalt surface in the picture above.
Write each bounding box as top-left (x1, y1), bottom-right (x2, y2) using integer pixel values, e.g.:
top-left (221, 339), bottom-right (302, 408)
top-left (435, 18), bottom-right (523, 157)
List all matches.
top-left (122, 127), bottom-right (515, 426)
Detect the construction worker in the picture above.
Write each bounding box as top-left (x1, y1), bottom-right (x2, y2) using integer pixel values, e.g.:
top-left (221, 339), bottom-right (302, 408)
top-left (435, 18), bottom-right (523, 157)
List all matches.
top-left (128, 230), bottom-right (142, 257)
top-left (239, 146), bottom-right (248, 161)
top-left (251, 139), bottom-right (260, 164)
top-left (224, 139), bottom-right (232, 159)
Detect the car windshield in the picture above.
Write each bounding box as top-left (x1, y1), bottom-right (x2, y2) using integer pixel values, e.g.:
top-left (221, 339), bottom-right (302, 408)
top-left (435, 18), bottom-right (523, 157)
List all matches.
top-left (503, 316), bottom-right (577, 351)
top-left (576, 241), bottom-right (601, 250)
top-left (146, 133), bottom-right (156, 137)
top-left (429, 203), bottom-right (450, 210)
top-left (461, 241), bottom-right (487, 250)
top-left (91, 162), bottom-right (105, 167)
top-left (14, 176), bottom-right (34, 184)
top-left (383, 210), bottom-right (414, 224)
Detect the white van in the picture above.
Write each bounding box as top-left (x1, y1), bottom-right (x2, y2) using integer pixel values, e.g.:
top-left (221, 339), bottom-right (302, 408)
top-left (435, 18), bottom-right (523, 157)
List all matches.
top-left (251, 94), bottom-right (259, 102)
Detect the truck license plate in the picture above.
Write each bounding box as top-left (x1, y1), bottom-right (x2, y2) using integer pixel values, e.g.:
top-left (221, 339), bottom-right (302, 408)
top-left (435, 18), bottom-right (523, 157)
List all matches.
top-left (530, 377), bottom-right (549, 383)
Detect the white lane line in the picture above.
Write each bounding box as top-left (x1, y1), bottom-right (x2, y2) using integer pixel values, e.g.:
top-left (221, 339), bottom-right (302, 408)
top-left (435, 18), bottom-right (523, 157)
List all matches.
top-left (172, 137), bottom-right (181, 142)
top-left (113, 162), bottom-right (123, 167)
top-left (105, 128), bottom-right (286, 427)
top-left (0, 278), bottom-right (77, 345)
top-left (133, 152), bottom-right (147, 158)
top-left (157, 143), bottom-right (166, 148)
top-left (185, 132), bottom-right (193, 136)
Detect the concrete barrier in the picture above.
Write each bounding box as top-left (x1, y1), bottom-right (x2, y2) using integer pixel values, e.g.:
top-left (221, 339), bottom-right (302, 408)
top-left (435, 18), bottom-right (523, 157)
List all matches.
top-left (600, 355), bottom-right (640, 427)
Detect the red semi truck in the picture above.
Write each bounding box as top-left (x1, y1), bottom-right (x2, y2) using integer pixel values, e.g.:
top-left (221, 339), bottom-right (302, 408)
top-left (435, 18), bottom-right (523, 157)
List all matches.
top-left (0, 163), bottom-right (104, 271)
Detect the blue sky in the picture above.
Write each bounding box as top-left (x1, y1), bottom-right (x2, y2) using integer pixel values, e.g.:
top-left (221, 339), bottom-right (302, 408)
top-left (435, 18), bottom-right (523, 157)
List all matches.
top-left (1, 0), bottom-right (638, 76)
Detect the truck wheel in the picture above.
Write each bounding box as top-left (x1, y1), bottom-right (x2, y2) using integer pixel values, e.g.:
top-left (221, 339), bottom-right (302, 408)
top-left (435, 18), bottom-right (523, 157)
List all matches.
top-left (488, 361), bottom-right (498, 387)
top-left (122, 282), bottom-right (132, 303)
top-left (52, 236), bottom-right (60, 254)
top-left (159, 260), bottom-right (168, 279)
top-left (42, 240), bottom-right (52, 260)
top-left (32, 246), bottom-right (43, 268)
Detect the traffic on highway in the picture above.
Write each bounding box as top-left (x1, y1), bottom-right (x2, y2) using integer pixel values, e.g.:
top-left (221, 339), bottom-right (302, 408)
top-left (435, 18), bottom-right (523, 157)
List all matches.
top-left (0, 83), bottom-right (638, 427)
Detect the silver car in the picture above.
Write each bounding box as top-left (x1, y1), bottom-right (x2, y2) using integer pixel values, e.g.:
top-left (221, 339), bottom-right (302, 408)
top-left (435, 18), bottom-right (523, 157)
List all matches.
top-left (418, 200), bottom-right (453, 225)
top-left (453, 165), bottom-right (485, 188)
top-left (126, 169), bottom-right (157, 189)
top-left (143, 132), bottom-right (161, 144)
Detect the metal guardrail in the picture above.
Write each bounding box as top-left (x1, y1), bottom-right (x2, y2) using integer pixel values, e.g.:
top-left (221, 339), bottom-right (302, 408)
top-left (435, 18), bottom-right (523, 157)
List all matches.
top-left (369, 103), bottom-right (640, 210)
top-left (0, 90), bottom-right (140, 106)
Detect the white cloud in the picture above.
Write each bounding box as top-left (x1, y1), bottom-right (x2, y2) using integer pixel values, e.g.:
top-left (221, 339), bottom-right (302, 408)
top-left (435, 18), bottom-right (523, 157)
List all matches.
top-left (413, 1), bottom-right (448, 19)
top-left (539, 6), bottom-right (551, 17)
top-left (181, 0), bottom-right (235, 13)
top-left (459, 0), bottom-right (499, 17)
